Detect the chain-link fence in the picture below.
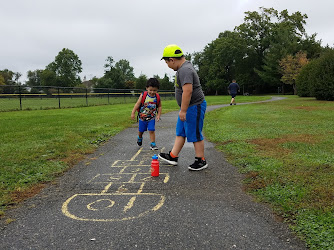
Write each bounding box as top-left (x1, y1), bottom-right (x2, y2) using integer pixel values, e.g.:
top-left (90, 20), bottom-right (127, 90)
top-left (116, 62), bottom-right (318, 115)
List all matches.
top-left (0, 85), bottom-right (175, 112)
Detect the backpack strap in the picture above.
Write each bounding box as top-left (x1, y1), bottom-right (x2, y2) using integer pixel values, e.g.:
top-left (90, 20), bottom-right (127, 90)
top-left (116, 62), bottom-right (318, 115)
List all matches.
top-left (137, 91), bottom-right (148, 113)
top-left (141, 91), bottom-right (148, 106)
top-left (156, 93), bottom-right (160, 108)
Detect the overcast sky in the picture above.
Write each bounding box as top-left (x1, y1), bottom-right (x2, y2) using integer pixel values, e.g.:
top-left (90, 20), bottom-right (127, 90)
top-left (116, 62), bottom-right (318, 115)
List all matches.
top-left (1, 0), bottom-right (333, 83)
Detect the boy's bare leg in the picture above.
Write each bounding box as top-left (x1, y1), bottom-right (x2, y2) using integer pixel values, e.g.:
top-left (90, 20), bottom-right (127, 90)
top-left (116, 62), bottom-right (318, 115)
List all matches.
top-left (138, 131), bottom-right (143, 138)
top-left (193, 140), bottom-right (205, 158)
top-left (171, 136), bottom-right (186, 157)
top-left (149, 131), bottom-right (155, 143)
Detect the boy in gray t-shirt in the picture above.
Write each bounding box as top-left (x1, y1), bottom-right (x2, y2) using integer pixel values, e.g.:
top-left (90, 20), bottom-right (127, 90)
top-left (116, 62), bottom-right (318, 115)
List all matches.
top-left (158, 44), bottom-right (208, 171)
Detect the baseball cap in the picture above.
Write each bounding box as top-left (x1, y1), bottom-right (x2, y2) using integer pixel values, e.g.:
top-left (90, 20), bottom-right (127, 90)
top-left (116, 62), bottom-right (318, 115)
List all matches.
top-left (161, 44), bottom-right (183, 60)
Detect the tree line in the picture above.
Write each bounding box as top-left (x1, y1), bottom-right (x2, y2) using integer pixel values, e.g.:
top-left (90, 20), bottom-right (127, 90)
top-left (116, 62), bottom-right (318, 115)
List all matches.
top-left (1, 7), bottom-right (333, 99)
top-left (0, 47), bottom-right (174, 94)
top-left (191, 7), bottom-right (334, 97)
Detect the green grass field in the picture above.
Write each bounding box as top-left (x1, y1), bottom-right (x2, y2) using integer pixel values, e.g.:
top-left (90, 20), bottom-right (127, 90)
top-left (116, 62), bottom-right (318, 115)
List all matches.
top-left (204, 96), bottom-right (334, 249)
top-left (0, 96), bottom-right (138, 111)
top-left (0, 95), bottom-right (332, 249)
top-left (0, 92), bottom-right (176, 111)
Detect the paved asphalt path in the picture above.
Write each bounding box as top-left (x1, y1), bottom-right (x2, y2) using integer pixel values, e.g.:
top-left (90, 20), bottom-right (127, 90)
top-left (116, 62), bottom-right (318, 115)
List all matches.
top-left (0, 97), bottom-right (306, 250)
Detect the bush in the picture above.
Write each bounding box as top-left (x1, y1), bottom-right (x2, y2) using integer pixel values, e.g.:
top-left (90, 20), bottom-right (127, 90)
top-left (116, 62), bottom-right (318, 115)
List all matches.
top-left (296, 61), bottom-right (317, 97)
top-left (313, 50), bottom-right (334, 101)
top-left (296, 49), bottom-right (334, 100)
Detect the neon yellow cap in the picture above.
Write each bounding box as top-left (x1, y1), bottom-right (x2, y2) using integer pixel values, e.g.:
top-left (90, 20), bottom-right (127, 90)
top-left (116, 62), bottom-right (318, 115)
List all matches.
top-left (161, 44), bottom-right (183, 59)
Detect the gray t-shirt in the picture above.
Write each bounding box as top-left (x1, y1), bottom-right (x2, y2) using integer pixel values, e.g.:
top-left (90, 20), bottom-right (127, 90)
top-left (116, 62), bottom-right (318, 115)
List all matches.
top-left (175, 61), bottom-right (205, 107)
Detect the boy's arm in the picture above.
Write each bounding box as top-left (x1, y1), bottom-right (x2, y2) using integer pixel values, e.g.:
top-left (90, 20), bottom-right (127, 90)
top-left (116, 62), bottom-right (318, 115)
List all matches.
top-left (156, 101), bottom-right (162, 121)
top-left (131, 94), bottom-right (142, 120)
top-left (179, 83), bottom-right (192, 121)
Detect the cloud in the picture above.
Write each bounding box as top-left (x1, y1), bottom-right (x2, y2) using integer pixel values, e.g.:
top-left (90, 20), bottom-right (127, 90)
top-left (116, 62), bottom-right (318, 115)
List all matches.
top-left (1, 0), bottom-right (333, 83)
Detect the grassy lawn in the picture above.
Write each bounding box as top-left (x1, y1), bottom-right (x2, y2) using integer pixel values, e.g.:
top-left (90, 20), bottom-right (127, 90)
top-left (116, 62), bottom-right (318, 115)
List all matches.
top-left (204, 96), bottom-right (334, 249)
top-left (0, 96), bottom-right (139, 111)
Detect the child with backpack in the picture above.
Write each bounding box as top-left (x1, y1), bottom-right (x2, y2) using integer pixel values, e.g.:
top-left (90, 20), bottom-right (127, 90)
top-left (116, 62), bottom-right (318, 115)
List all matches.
top-left (131, 78), bottom-right (162, 150)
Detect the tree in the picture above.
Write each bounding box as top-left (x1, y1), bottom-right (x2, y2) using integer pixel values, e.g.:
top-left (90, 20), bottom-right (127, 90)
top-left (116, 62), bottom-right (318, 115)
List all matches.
top-left (115, 59), bottom-right (135, 89)
top-left (0, 75), bottom-right (5, 86)
top-left (159, 74), bottom-right (174, 90)
top-left (95, 56), bottom-right (115, 89)
top-left (0, 75), bottom-right (5, 93)
top-left (14, 72), bottom-right (22, 85)
top-left (300, 34), bottom-right (323, 59)
top-left (190, 7), bottom-right (323, 95)
top-left (194, 31), bottom-right (252, 94)
top-left (279, 51), bottom-right (309, 95)
top-left (0, 69), bottom-right (19, 93)
top-left (235, 7), bottom-right (310, 93)
top-left (151, 74), bottom-right (173, 90)
top-left (295, 60), bottom-right (317, 97)
top-left (115, 59), bottom-right (135, 82)
top-left (41, 69), bottom-right (57, 86)
top-left (95, 77), bottom-right (113, 91)
top-left (104, 56), bottom-right (114, 73)
top-left (46, 48), bottom-right (82, 87)
top-left (135, 74), bottom-right (147, 90)
top-left (296, 48), bottom-right (334, 100)
top-left (26, 70), bottom-right (43, 87)
top-left (312, 49), bottom-right (334, 100)
top-left (0, 69), bottom-right (16, 85)
top-left (96, 57), bottom-right (134, 89)
top-left (109, 68), bottom-right (125, 89)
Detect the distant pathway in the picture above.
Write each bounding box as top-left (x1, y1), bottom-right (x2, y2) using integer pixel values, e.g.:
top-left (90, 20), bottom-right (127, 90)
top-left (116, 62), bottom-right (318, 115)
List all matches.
top-left (206, 96), bottom-right (286, 112)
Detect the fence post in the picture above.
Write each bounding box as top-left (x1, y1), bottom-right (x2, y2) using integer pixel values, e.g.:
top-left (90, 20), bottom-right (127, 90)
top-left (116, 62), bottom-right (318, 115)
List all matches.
top-left (19, 85), bottom-right (22, 110)
top-left (86, 88), bottom-right (88, 106)
top-left (108, 91), bottom-right (110, 104)
top-left (58, 87), bottom-right (61, 109)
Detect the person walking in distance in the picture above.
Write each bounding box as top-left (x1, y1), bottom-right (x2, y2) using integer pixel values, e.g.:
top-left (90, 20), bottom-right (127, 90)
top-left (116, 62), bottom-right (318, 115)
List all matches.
top-left (158, 44), bottom-right (208, 171)
top-left (228, 79), bottom-right (240, 105)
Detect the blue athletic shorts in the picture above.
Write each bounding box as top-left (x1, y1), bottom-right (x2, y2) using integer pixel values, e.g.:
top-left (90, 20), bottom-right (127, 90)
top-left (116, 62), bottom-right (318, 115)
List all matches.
top-left (139, 119), bottom-right (155, 132)
top-left (176, 100), bottom-right (206, 142)
top-left (231, 93), bottom-right (237, 98)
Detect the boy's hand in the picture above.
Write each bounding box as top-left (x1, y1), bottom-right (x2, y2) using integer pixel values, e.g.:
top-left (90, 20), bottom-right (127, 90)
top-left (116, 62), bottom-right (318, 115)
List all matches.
top-left (179, 110), bottom-right (186, 121)
top-left (156, 116), bottom-right (161, 122)
top-left (131, 113), bottom-right (135, 120)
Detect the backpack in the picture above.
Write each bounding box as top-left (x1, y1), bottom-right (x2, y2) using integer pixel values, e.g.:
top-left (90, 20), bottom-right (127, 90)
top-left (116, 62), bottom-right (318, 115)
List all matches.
top-left (137, 91), bottom-right (160, 113)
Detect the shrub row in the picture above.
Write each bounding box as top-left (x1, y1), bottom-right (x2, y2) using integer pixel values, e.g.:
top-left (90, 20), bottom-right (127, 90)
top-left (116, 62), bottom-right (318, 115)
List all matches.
top-left (296, 49), bottom-right (334, 100)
